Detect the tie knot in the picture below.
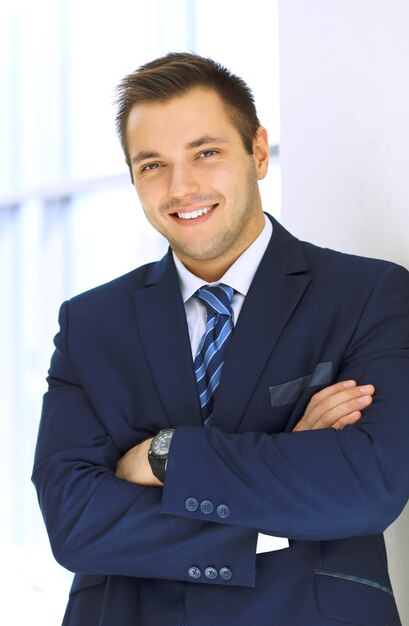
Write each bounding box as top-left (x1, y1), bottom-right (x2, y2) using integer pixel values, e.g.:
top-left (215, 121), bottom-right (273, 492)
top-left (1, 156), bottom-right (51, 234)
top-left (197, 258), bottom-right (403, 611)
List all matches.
top-left (196, 284), bottom-right (234, 317)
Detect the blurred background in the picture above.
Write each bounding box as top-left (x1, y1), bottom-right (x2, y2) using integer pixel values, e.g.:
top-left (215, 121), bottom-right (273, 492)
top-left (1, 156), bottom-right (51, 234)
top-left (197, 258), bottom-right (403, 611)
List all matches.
top-left (0, 0), bottom-right (408, 624)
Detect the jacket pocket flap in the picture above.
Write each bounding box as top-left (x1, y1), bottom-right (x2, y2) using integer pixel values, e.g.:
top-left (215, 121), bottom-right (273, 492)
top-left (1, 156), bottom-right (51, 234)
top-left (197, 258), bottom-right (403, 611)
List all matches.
top-left (314, 570), bottom-right (400, 626)
top-left (69, 573), bottom-right (107, 595)
top-left (269, 361), bottom-right (333, 406)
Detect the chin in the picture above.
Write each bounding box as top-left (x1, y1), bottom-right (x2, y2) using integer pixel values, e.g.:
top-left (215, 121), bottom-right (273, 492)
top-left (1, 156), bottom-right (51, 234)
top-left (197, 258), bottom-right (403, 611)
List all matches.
top-left (176, 242), bottom-right (226, 262)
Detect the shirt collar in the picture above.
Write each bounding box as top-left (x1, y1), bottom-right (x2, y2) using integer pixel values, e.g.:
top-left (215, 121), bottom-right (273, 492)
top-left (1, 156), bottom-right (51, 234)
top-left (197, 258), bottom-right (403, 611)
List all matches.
top-left (173, 214), bottom-right (273, 303)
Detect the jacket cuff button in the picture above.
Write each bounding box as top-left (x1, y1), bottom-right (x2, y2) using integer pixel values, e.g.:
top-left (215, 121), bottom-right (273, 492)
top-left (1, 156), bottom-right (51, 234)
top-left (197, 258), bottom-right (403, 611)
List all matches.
top-left (205, 567), bottom-right (218, 580)
top-left (217, 504), bottom-right (230, 518)
top-left (220, 566), bottom-right (232, 581)
top-left (185, 497), bottom-right (199, 512)
top-left (200, 500), bottom-right (214, 514)
top-left (188, 566), bottom-right (201, 579)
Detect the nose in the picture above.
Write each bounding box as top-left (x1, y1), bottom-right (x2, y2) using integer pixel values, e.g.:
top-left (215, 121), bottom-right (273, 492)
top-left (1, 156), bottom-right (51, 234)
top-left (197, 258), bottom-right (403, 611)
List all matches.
top-left (168, 162), bottom-right (200, 200)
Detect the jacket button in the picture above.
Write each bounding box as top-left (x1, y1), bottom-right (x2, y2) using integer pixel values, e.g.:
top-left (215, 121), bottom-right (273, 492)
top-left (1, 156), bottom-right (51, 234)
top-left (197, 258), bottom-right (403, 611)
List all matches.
top-left (217, 504), bottom-right (230, 519)
top-left (220, 566), bottom-right (232, 581)
top-left (205, 567), bottom-right (218, 580)
top-left (188, 566), bottom-right (201, 579)
top-left (200, 500), bottom-right (214, 514)
top-left (185, 497), bottom-right (198, 512)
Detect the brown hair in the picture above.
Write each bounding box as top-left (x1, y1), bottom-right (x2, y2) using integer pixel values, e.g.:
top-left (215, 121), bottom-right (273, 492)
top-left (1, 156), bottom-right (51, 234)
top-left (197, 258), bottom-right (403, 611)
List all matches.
top-left (115, 52), bottom-right (261, 177)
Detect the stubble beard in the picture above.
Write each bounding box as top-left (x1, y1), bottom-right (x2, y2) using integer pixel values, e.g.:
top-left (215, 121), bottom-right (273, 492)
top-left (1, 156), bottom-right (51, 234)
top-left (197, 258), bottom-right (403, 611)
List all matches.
top-left (168, 165), bottom-right (261, 265)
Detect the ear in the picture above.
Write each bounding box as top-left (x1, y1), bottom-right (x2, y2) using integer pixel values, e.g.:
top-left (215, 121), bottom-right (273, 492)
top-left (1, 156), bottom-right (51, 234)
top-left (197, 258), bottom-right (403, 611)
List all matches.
top-left (252, 126), bottom-right (269, 180)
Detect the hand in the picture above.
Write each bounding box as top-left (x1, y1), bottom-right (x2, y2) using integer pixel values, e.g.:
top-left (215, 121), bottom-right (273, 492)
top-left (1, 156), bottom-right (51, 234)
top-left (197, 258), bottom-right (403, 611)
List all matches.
top-left (293, 380), bottom-right (375, 432)
top-left (116, 437), bottom-right (163, 486)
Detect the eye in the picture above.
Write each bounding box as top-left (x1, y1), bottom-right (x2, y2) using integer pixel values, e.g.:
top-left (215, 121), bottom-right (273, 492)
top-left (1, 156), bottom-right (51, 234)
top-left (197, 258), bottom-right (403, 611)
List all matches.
top-left (199, 149), bottom-right (217, 158)
top-left (141, 162), bottom-right (161, 172)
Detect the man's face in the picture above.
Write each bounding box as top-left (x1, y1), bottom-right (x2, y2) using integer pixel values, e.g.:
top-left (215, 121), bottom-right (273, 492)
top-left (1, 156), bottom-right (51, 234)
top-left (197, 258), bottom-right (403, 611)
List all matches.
top-left (126, 87), bottom-right (269, 280)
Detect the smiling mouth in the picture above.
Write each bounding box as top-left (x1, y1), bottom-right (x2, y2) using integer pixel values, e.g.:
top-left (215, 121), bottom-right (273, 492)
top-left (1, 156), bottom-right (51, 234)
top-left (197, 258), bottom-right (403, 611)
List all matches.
top-left (175, 204), bottom-right (218, 220)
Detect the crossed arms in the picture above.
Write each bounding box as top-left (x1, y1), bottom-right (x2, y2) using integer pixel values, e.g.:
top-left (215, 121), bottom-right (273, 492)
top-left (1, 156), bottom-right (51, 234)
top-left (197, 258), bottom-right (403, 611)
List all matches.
top-left (116, 380), bottom-right (375, 486)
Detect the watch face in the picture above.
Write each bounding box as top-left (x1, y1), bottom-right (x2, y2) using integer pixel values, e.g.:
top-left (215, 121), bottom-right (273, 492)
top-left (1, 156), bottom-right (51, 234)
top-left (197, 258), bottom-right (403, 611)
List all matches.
top-left (152, 430), bottom-right (173, 458)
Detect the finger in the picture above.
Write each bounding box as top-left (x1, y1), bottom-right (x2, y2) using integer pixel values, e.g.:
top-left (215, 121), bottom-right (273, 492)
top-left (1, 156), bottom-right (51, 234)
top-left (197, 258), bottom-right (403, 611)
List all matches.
top-left (294, 382), bottom-right (375, 432)
top-left (304, 384), bottom-right (375, 425)
top-left (311, 394), bottom-right (373, 430)
top-left (307, 380), bottom-right (357, 409)
top-left (331, 410), bottom-right (362, 430)
top-left (296, 392), bottom-right (373, 432)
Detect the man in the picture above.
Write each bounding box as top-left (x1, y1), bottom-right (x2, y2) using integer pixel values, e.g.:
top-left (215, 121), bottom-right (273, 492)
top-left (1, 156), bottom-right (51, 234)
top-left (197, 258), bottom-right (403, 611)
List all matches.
top-left (32, 53), bottom-right (409, 625)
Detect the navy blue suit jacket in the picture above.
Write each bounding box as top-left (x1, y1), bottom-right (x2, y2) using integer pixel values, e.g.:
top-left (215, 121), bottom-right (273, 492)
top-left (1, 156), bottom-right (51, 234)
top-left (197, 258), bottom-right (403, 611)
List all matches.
top-left (32, 216), bottom-right (409, 625)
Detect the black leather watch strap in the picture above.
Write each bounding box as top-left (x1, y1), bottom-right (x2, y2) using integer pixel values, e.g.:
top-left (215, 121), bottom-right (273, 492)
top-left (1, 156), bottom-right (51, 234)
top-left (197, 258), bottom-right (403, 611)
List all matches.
top-left (148, 455), bottom-right (167, 483)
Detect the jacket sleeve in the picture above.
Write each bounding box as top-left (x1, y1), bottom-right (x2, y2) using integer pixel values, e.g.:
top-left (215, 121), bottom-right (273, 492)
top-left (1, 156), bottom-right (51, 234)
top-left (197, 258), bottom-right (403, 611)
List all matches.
top-left (161, 263), bottom-right (409, 540)
top-left (32, 302), bottom-right (258, 588)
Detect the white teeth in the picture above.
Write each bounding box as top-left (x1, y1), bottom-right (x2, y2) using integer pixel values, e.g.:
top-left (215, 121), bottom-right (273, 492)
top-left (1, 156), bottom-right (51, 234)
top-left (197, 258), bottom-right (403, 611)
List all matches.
top-left (177, 206), bottom-right (212, 219)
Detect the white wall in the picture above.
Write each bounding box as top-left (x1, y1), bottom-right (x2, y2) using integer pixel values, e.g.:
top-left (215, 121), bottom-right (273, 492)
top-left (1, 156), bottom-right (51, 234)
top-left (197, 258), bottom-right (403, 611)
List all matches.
top-left (278, 0), bottom-right (409, 622)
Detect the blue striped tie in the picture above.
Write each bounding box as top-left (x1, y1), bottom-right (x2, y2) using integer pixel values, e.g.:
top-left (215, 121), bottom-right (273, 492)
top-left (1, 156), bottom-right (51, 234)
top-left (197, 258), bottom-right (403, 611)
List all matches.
top-left (194, 284), bottom-right (234, 425)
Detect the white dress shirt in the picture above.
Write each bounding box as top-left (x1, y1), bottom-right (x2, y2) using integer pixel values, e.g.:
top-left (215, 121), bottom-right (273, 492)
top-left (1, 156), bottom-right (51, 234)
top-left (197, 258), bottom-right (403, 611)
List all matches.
top-left (173, 214), bottom-right (289, 555)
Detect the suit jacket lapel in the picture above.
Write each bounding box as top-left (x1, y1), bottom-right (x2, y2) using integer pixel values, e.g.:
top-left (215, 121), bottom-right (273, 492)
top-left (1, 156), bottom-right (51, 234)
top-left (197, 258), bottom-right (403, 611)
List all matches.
top-left (211, 217), bottom-right (311, 433)
top-left (132, 251), bottom-right (202, 428)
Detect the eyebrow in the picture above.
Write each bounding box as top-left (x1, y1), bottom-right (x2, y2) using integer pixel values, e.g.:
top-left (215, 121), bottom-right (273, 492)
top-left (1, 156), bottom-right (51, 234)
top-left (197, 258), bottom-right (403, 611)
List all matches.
top-left (131, 151), bottom-right (160, 165)
top-left (131, 135), bottom-right (228, 165)
top-left (186, 135), bottom-right (228, 149)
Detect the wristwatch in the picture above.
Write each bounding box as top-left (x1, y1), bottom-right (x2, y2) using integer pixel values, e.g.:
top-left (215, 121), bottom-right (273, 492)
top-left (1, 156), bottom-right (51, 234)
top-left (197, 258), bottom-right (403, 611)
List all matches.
top-left (148, 429), bottom-right (175, 483)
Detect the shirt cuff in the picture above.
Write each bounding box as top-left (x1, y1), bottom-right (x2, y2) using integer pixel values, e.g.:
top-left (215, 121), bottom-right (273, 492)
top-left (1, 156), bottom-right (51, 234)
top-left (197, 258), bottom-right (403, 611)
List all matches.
top-left (256, 533), bottom-right (289, 554)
